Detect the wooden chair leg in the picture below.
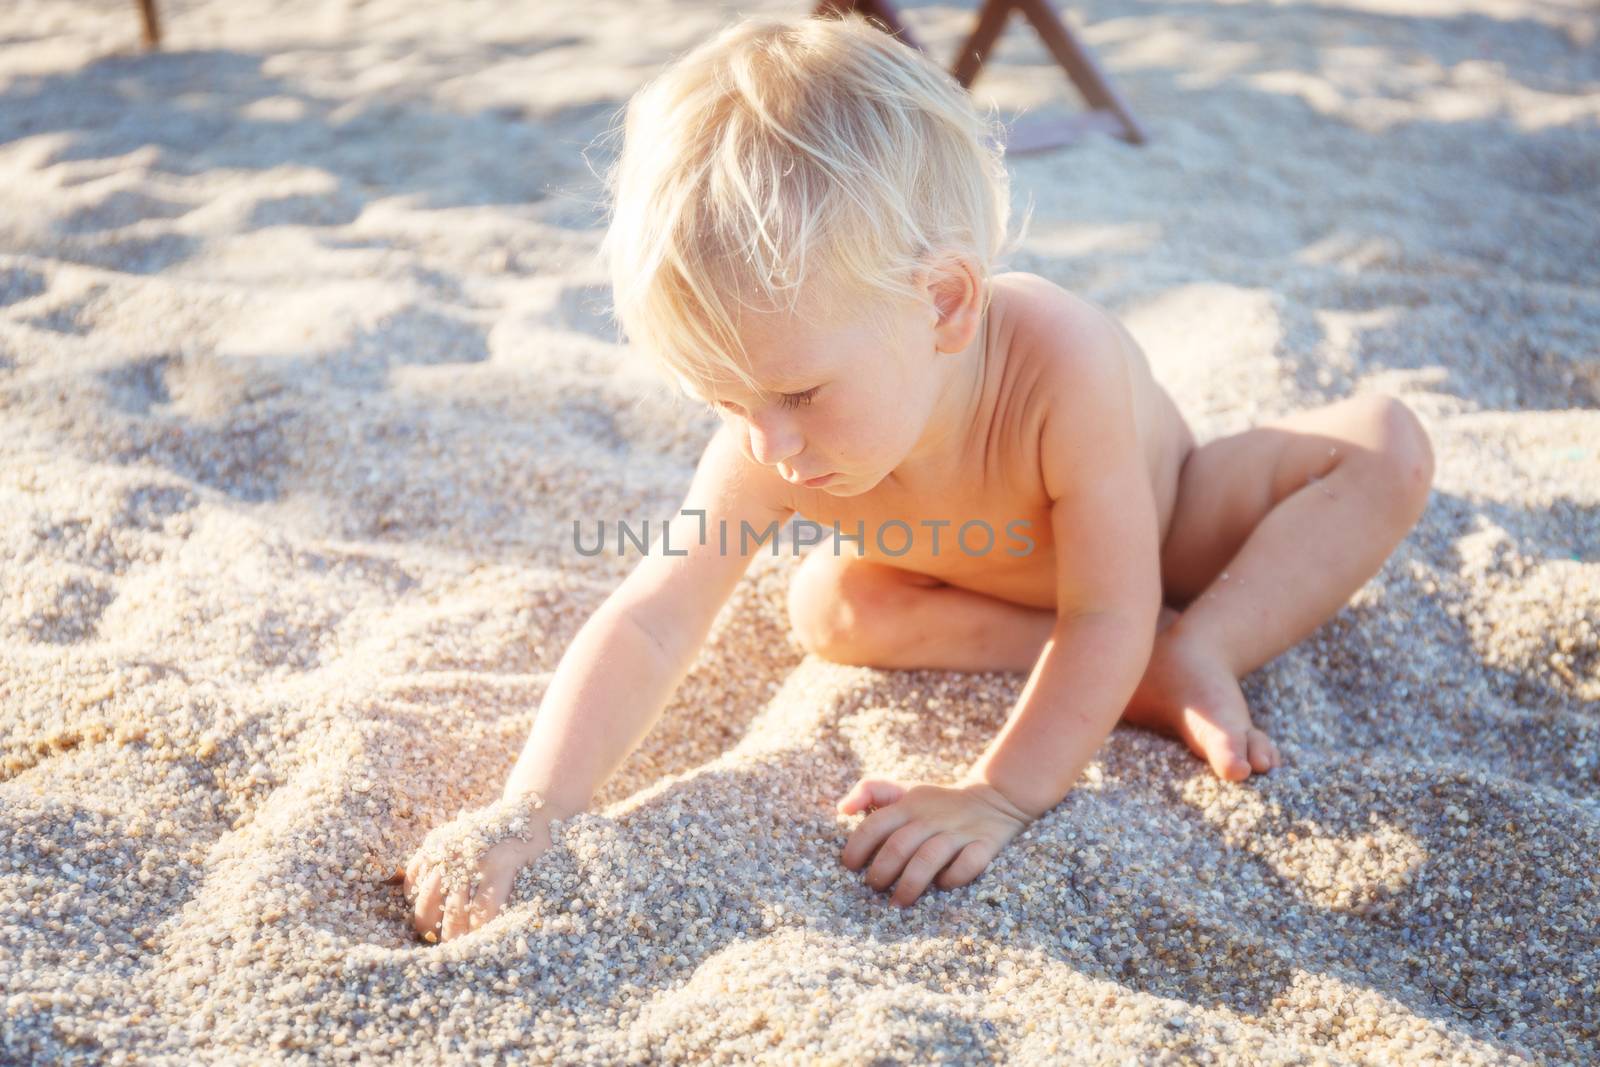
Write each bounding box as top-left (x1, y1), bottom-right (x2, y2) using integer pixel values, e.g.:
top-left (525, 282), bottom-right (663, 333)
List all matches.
top-left (815, 0), bottom-right (923, 50)
top-left (816, 0), bottom-right (1145, 151)
top-left (951, 0), bottom-right (1012, 89)
top-left (1013, 0), bottom-right (1144, 143)
top-left (137, 0), bottom-right (161, 49)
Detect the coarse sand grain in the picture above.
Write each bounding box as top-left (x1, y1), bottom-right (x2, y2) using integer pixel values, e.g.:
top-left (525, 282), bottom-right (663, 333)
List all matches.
top-left (2, 0), bottom-right (1598, 1062)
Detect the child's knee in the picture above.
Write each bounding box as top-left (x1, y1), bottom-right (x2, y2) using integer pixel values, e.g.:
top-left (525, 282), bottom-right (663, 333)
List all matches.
top-left (787, 551), bottom-right (862, 658)
top-left (786, 552), bottom-right (910, 662)
top-left (1381, 397), bottom-right (1433, 499)
top-left (1354, 394), bottom-right (1434, 524)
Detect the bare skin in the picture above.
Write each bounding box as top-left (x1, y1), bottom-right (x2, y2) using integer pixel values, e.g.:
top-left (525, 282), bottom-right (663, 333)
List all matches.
top-left (783, 272), bottom-right (1437, 782)
top-left (401, 261), bottom-right (1437, 937)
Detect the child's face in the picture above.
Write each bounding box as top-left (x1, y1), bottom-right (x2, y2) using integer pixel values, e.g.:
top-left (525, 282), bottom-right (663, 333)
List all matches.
top-left (695, 291), bottom-right (954, 496)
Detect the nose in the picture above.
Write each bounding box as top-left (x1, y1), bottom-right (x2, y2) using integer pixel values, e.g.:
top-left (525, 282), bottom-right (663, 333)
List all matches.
top-left (745, 410), bottom-right (803, 468)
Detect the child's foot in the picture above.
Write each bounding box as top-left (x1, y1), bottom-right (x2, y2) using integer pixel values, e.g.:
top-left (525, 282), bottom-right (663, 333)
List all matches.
top-left (1121, 609), bottom-right (1281, 781)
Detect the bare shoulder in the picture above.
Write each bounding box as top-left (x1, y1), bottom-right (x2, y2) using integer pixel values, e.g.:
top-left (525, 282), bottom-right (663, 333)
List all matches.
top-left (995, 273), bottom-right (1144, 502)
top-left (996, 272), bottom-right (1134, 378)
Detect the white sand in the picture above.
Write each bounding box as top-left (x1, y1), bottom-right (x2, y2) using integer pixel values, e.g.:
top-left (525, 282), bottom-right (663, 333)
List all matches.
top-left (2, 0), bottom-right (1597, 1061)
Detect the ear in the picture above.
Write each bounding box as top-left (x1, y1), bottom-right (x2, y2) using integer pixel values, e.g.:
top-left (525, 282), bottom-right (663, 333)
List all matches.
top-left (919, 253), bottom-right (985, 355)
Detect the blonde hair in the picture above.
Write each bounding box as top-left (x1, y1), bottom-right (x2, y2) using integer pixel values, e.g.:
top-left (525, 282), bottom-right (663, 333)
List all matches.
top-left (594, 13), bottom-right (1027, 400)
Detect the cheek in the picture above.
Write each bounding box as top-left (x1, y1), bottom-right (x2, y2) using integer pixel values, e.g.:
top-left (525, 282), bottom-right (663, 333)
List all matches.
top-left (815, 399), bottom-right (896, 457)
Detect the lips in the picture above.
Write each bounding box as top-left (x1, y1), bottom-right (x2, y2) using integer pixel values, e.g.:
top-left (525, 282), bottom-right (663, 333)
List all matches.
top-left (778, 463), bottom-right (837, 488)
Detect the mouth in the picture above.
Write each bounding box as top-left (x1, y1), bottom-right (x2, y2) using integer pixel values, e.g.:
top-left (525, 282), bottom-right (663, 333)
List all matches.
top-left (780, 464), bottom-right (837, 488)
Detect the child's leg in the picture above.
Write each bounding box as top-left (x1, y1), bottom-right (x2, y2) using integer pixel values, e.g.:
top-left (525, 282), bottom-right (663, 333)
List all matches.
top-left (787, 548), bottom-right (1194, 674)
top-left (1158, 393), bottom-right (1435, 678)
top-left (788, 393), bottom-right (1434, 782)
top-left (1128, 393), bottom-right (1434, 778)
top-left (787, 548), bottom-right (1058, 673)
top-left (785, 549), bottom-right (1272, 780)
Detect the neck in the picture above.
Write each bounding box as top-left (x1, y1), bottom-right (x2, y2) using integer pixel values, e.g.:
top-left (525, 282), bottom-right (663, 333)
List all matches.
top-left (885, 310), bottom-right (989, 494)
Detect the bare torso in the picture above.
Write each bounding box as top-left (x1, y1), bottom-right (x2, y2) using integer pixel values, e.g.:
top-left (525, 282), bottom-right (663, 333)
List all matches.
top-left (780, 272), bottom-right (1197, 610)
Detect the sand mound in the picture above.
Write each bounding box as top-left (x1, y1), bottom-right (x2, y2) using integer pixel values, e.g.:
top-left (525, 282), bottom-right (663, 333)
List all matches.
top-left (2, 0), bottom-right (1596, 1061)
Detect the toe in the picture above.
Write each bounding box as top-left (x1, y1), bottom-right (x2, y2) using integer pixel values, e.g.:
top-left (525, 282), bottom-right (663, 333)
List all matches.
top-left (1181, 706), bottom-right (1251, 781)
top-left (1246, 729), bottom-right (1276, 773)
top-left (1216, 751), bottom-right (1251, 782)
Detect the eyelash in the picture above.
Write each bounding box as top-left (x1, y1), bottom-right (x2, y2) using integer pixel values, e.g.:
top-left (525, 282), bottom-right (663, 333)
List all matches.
top-left (778, 388), bottom-right (819, 410)
top-left (709, 388), bottom-right (819, 414)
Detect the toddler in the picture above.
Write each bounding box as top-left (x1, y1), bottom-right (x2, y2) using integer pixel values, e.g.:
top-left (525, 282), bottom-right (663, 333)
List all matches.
top-left (401, 13), bottom-right (1434, 941)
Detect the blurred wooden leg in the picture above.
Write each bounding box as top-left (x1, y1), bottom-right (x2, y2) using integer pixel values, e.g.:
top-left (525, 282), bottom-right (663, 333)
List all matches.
top-left (814, 0), bottom-right (1145, 150)
top-left (137, 0), bottom-right (161, 49)
top-left (951, 0), bottom-right (1012, 89)
top-left (814, 0), bottom-right (924, 50)
top-left (1014, 0), bottom-right (1145, 144)
top-left (954, 0), bottom-right (1146, 147)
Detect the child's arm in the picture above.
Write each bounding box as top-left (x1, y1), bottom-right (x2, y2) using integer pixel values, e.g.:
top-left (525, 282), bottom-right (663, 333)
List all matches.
top-left (405, 422), bottom-right (794, 941)
top-left (958, 301), bottom-right (1165, 818)
top-left (838, 300), bottom-right (1164, 907)
top-left (500, 421), bottom-right (796, 817)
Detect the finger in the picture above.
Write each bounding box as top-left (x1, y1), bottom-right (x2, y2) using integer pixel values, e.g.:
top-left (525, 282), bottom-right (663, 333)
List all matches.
top-left (890, 833), bottom-right (964, 908)
top-left (441, 881), bottom-right (475, 941)
top-left (837, 778), bottom-right (906, 816)
top-left (412, 868), bottom-right (444, 939)
top-left (840, 802), bottom-right (914, 871)
top-left (467, 865), bottom-right (514, 933)
top-left (865, 822), bottom-right (936, 894)
top-left (935, 839), bottom-right (998, 890)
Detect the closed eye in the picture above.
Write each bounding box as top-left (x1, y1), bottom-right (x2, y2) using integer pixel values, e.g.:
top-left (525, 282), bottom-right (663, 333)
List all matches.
top-left (778, 387), bottom-right (819, 410)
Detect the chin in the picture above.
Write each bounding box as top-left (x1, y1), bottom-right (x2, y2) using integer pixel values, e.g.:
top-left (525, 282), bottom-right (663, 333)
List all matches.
top-left (825, 471), bottom-right (877, 497)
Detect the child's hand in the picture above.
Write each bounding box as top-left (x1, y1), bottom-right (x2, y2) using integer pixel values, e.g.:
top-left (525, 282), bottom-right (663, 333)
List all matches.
top-left (836, 777), bottom-right (1035, 908)
top-left (401, 793), bottom-right (557, 943)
